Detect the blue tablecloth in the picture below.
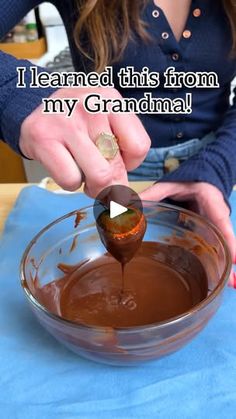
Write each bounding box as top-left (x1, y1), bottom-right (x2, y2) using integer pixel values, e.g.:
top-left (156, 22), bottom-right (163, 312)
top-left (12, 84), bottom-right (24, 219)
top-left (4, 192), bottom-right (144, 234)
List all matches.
top-left (0, 186), bottom-right (236, 419)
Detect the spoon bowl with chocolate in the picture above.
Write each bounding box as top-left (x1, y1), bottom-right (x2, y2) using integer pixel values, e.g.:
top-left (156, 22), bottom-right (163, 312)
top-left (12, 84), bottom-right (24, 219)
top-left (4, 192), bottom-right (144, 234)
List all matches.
top-left (21, 203), bottom-right (231, 366)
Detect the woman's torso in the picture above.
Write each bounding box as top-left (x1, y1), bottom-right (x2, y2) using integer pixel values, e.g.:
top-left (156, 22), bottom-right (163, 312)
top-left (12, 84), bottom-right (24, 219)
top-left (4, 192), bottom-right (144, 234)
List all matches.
top-left (42, 0), bottom-right (236, 146)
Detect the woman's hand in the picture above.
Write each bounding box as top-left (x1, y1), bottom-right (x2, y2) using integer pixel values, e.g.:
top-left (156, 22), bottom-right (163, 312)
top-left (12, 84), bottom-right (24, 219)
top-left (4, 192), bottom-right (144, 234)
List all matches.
top-left (19, 87), bottom-right (151, 197)
top-left (140, 182), bottom-right (236, 287)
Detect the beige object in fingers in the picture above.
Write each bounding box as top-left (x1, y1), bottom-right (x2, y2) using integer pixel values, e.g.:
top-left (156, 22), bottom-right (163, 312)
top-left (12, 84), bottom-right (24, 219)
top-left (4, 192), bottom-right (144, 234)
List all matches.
top-left (96, 132), bottom-right (119, 160)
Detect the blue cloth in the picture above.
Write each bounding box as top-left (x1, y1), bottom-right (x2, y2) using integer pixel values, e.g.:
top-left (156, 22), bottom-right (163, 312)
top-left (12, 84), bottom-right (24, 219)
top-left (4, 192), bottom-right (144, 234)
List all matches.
top-left (0, 185), bottom-right (236, 419)
top-left (0, 0), bottom-right (236, 201)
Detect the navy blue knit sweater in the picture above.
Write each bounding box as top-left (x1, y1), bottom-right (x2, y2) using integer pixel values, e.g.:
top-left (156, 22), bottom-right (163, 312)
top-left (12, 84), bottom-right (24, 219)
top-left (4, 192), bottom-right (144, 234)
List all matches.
top-left (0, 0), bottom-right (236, 200)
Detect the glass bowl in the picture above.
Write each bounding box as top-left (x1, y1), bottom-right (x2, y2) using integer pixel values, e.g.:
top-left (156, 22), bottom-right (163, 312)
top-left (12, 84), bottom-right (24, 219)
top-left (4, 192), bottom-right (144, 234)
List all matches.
top-left (20, 203), bottom-right (231, 366)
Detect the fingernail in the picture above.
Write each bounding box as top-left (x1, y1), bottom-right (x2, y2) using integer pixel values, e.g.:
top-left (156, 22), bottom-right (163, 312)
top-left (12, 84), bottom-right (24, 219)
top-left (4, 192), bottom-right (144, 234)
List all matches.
top-left (228, 269), bottom-right (236, 288)
top-left (230, 272), bottom-right (236, 289)
top-left (234, 272), bottom-right (236, 289)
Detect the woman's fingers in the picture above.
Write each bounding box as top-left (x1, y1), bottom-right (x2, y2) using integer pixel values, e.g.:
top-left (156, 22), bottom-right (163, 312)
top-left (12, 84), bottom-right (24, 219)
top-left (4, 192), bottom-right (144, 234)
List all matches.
top-left (20, 88), bottom-right (150, 194)
top-left (35, 142), bottom-right (83, 191)
top-left (68, 113), bottom-right (129, 197)
top-left (214, 217), bottom-right (235, 262)
top-left (207, 212), bottom-right (236, 287)
top-left (82, 147), bottom-right (128, 197)
top-left (141, 181), bottom-right (236, 289)
top-left (201, 199), bottom-right (236, 287)
top-left (140, 182), bottom-right (178, 201)
top-left (199, 190), bottom-right (236, 262)
top-left (228, 269), bottom-right (236, 288)
top-left (68, 133), bottom-right (114, 197)
top-left (87, 113), bottom-right (129, 190)
top-left (233, 271), bottom-right (236, 288)
top-left (109, 112), bottom-right (151, 171)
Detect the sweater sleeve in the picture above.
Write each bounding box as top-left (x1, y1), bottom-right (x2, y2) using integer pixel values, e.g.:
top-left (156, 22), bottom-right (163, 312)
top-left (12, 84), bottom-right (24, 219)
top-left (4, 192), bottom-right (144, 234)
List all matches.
top-left (159, 84), bottom-right (236, 202)
top-left (0, 0), bottom-right (42, 40)
top-left (0, 52), bottom-right (56, 153)
top-left (0, 0), bottom-right (58, 153)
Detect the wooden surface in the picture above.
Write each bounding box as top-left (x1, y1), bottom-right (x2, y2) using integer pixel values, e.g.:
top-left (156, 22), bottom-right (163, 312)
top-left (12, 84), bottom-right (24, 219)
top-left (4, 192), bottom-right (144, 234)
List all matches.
top-left (0, 37), bottom-right (47, 59)
top-left (1, 180), bottom-right (235, 235)
top-left (0, 142), bottom-right (27, 183)
top-left (0, 181), bottom-right (153, 234)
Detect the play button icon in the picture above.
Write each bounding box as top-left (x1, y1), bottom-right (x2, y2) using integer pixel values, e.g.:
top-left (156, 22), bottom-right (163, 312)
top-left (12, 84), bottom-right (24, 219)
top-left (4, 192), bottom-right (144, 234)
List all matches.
top-left (93, 184), bottom-right (143, 225)
top-left (110, 201), bottom-right (128, 219)
top-left (93, 185), bottom-right (146, 264)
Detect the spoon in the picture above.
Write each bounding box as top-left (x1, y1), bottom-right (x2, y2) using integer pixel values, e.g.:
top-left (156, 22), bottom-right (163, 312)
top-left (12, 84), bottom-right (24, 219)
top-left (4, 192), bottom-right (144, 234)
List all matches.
top-left (96, 207), bottom-right (147, 265)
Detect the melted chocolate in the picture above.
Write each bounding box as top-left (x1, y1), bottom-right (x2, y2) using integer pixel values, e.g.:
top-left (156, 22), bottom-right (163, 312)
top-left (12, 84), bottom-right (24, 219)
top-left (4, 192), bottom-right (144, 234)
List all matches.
top-left (35, 242), bottom-right (208, 328)
top-left (96, 208), bottom-right (146, 265)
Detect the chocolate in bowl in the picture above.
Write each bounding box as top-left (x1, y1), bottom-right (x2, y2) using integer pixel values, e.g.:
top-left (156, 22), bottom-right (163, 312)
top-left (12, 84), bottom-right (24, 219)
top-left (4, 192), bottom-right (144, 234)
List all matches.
top-left (20, 203), bottom-right (231, 366)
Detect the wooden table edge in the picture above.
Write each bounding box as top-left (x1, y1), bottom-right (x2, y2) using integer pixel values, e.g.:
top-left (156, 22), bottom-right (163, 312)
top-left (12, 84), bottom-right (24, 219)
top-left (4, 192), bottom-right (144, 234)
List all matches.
top-left (0, 181), bottom-right (154, 234)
